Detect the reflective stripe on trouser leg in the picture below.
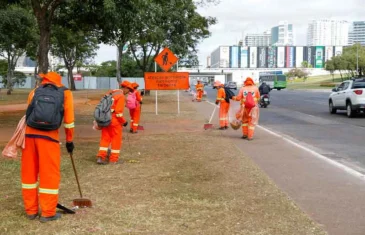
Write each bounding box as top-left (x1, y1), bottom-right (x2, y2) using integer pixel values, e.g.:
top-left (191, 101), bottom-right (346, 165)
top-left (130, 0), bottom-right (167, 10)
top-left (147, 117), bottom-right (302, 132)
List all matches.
top-left (242, 123), bottom-right (248, 136)
top-left (132, 106), bottom-right (141, 132)
top-left (109, 123), bottom-right (122, 163)
top-left (219, 102), bottom-right (230, 127)
top-left (97, 127), bottom-right (112, 159)
top-left (21, 137), bottom-right (40, 215)
top-left (248, 125), bottom-right (255, 139)
top-left (37, 138), bottom-right (61, 217)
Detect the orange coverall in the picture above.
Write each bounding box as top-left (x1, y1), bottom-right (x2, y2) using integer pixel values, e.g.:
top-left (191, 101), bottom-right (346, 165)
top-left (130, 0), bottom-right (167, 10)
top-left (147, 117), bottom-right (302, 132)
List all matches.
top-left (130, 89), bottom-right (142, 133)
top-left (216, 86), bottom-right (230, 128)
top-left (195, 83), bottom-right (204, 101)
top-left (22, 72), bottom-right (74, 218)
top-left (234, 79), bottom-right (260, 139)
top-left (97, 90), bottom-right (126, 163)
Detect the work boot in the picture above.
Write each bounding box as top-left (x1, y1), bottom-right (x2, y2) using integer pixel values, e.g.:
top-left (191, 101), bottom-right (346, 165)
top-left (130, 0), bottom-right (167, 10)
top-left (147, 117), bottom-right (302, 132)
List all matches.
top-left (241, 135), bottom-right (248, 139)
top-left (39, 213), bottom-right (61, 223)
top-left (26, 213), bottom-right (38, 220)
top-left (218, 127), bottom-right (225, 130)
top-left (129, 129), bottom-right (133, 133)
top-left (224, 126), bottom-right (228, 129)
top-left (97, 157), bottom-right (107, 165)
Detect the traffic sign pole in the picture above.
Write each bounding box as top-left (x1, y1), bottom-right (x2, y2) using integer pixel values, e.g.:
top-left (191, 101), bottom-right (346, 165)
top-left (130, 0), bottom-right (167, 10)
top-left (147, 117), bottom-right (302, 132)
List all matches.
top-left (177, 61), bottom-right (180, 115)
top-left (155, 62), bottom-right (158, 115)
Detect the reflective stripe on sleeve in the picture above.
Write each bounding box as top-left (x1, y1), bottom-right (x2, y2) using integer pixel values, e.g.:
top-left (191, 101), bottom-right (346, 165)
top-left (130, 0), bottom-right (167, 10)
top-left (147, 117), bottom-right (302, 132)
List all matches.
top-left (39, 188), bottom-right (59, 195)
top-left (133, 123), bottom-right (138, 126)
top-left (64, 122), bottom-right (75, 129)
top-left (248, 126), bottom-right (255, 130)
top-left (116, 113), bottom-right (123, 117)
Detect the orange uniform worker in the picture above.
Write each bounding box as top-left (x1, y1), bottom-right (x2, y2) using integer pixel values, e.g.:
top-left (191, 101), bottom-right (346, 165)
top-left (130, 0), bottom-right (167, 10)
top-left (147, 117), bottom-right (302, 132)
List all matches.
top-left (213, 81), bottom-right (230, 130)
top-left (96, 81), bottom-right (132, 165)
top-left (195, 80), bottom-right (204, 102)
top-left (22, 72), bottom-right (74, 222)
top-left (233, 77), bottom-right (260, 140)
top-left (129, 82), bottom-right (142, 133)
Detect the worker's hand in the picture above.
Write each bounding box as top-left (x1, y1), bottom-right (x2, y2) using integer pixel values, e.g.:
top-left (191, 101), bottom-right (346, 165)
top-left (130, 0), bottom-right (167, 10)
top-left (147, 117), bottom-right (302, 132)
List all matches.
top-left (215, 101), bottom-right (219, 105)
top-left (140, 101), bottom-right (142, 105)
top-left (66, 142), bottom-right (74, 154)
top-left (123, 121), bottom-right (128, 127)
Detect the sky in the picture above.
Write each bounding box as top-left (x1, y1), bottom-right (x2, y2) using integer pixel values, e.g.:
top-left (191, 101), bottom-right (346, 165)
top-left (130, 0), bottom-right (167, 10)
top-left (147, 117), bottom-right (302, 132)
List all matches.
top-left (93, 0), bottom-right (364, 68)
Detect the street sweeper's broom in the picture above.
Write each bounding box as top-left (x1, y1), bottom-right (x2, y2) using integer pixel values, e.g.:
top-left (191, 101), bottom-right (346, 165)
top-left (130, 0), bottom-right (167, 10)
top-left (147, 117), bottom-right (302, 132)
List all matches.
top-left (69, 153), bottom-right (92, 208)
top-left (204, 105), bottom-right (217, 130)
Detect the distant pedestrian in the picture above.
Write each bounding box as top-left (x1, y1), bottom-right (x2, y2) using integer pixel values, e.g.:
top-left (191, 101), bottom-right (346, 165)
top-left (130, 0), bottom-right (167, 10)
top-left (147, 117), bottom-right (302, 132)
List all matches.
top-left (213, 80), bottom-right (229, 130)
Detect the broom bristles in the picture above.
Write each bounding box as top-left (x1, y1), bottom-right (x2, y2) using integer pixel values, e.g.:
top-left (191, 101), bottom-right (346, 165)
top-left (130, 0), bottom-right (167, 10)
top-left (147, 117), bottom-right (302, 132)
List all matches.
top-left (73, 198), bottom-right (92, 208)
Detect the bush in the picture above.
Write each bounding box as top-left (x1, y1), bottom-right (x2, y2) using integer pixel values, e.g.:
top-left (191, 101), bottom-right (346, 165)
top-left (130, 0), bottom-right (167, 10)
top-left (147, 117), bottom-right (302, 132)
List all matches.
top-left (320, 82), bottom-right (336, 87)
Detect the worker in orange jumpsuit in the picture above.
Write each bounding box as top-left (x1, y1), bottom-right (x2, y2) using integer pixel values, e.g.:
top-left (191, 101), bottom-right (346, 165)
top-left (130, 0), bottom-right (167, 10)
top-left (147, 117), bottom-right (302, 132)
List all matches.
top-left (213, 81), bottom-right (230, 130)
top-left (195, 80), bottom-right (204, 102)
top-left (96, 81), bottom-right (132, 165)
top-left (233, 77), bottom-right (260, 140)
top-left (129, 82), bottom-right (143, 133)
top-left (22, 72), bottom-right (74, 222)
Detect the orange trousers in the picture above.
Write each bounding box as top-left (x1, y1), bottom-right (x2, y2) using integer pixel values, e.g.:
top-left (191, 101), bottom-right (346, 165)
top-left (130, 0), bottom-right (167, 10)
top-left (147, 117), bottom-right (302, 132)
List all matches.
top-left (97, 118), bottom-right (122, 162)
top-left (219, 101), bottom-right (230, 127)
top-left (129, 106), bottom-right (141, 132)
top-left (242, 108), bottom-right (255, 138)
top-left (196, 90), bottom-right (203, 101)
top-left (21, 137), bottom-right (61, 217)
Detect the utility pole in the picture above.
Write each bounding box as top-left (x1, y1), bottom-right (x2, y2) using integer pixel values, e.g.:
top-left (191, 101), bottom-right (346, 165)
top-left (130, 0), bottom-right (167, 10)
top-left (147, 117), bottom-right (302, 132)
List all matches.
top-left (356, 43), bottom-right (359, 77)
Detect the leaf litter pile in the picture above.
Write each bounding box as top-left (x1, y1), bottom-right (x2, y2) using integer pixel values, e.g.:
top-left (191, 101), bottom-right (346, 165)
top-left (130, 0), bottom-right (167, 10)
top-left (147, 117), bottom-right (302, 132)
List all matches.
top-left (0, 91), bottom-right (326, 234)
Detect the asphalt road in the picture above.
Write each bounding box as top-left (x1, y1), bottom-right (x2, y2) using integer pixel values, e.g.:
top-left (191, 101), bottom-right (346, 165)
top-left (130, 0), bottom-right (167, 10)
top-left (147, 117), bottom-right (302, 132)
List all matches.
top-left (203, 87), bottom-right (365, 173)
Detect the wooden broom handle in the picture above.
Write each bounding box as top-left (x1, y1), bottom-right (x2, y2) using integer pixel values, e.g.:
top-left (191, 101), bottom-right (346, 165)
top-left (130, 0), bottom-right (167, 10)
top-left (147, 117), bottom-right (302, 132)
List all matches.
top-left (70, 153), bottom-right (83, 198)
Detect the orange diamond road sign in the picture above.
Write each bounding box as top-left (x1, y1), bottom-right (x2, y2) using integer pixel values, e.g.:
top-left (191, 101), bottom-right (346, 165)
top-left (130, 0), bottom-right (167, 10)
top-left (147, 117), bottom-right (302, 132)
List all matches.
top-left (154, 47), bottom-right (179, 72)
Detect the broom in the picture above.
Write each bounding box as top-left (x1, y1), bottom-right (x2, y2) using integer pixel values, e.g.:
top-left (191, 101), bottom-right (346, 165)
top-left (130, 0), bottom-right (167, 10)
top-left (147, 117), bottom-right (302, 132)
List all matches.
top-left (69, 153), bottom-right (92, 208)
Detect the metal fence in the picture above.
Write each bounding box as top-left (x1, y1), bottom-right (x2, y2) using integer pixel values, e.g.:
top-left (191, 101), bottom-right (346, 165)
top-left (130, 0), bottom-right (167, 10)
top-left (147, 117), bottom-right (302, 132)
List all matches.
top-left (0, 76), bottom-right (145, 90)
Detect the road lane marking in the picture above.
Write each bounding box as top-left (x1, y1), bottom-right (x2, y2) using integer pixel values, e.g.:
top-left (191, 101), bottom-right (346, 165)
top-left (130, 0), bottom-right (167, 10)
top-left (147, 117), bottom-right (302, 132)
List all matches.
top-left (205, 101), bottom-right (365, 181)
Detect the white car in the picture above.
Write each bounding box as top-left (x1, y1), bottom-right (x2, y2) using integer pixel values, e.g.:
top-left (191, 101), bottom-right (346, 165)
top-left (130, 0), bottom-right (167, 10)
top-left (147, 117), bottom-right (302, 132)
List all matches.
top-left (329, 78), bottom-right (365, 118)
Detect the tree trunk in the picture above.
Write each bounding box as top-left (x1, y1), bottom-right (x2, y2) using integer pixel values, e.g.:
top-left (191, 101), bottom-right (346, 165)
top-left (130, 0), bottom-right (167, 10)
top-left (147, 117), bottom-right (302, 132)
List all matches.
top-left (38, 21), bottom-right (51, 74)
top-left (339, 70), bottom-right (343, 81)
top-left (6, 55), bottom-right (13, 95)
top-left (116, 44), bottom-right (124, 83)
top-left (68, 67), bottom-right (76, 91)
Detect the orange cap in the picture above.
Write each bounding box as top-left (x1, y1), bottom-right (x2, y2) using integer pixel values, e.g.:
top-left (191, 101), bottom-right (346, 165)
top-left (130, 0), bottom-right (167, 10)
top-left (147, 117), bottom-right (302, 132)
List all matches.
top-left (120, 80), bottom-right (133, 90)
top-left (244, 77), bottom-right (255, 86)
top-left (40, 72), bottom-right (62, 85)
top-left (131, 82), bottom-right (139, 89)
top-left (213, 81), bottom-right (223, 87)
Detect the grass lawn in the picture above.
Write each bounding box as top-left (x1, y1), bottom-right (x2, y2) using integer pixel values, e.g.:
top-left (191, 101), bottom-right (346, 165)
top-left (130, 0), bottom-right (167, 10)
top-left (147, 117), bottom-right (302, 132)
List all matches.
top-left (287, 74), bottom-right (349, 90)
top-left (0, 91), bottom-right (327, 235)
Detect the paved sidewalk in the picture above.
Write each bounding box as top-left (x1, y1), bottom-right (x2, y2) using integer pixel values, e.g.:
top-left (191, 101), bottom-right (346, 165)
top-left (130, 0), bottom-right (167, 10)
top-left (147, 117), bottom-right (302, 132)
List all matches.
top-left (192, 97), bottom-right (365, 235)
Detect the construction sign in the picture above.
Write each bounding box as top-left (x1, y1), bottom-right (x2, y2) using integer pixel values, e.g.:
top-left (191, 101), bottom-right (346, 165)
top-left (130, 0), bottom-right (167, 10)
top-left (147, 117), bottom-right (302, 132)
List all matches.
top-left (154, 47), bottom-right (179, 72)
top-left (144, 72), bottom-right (189, 90)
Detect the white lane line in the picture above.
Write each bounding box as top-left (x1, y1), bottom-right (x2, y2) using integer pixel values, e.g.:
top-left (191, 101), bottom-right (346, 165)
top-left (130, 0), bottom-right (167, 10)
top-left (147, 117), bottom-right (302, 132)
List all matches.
top-left (205, 101), bottom-right (365, 181)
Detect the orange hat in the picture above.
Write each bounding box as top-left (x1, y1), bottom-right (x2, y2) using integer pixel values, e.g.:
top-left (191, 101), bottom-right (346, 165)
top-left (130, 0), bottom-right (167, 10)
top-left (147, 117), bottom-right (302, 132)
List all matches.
top-left (213, 81), bottom-right (223, 87)
top-left (120, 80), bottom-right (133, 90)
top-left (131, 82), bottom-right (139, 89)
top-left (39, 72), bottom-right (62, 85)
top-left (244, 77), bottom-right (255, 86)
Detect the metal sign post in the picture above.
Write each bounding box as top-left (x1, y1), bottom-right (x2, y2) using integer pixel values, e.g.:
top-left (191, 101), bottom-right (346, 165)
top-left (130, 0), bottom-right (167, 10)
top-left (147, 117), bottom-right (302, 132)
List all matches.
top-left (177, 61), bottom-right (180, 115)
top-left (155, 62), bottom-right (158, 115)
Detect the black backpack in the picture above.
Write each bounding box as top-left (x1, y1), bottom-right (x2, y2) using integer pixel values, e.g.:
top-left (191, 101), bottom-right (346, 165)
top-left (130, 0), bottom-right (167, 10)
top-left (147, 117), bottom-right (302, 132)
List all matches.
top-left (224, 87), bottom-right (235, 103)
top-left (26, 83), bottom-right (67, 131)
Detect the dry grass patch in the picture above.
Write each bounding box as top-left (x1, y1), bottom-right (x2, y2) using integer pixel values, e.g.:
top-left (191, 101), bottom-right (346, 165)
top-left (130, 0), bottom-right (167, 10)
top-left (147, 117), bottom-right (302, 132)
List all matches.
top-left (0, 91), bottom-right (326, 235)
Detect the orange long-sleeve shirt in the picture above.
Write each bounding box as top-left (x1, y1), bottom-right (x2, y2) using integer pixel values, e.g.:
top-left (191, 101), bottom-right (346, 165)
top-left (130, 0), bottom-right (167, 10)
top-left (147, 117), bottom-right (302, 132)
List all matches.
top-left (233, 85), bottom-right (260, 104)
top-left (196, 83), bottom-right (204, 91)
top-left (25, 85), bottom-right (75, 143)
top-left (109, 90), bottom-right (127, 124)
top-left (216, 87), bottom-right (227, 103)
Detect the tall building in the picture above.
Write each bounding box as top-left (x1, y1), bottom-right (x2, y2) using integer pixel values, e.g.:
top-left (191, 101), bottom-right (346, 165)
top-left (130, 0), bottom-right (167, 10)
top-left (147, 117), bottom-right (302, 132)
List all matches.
top-left (348, 21), bottom-right (365, 45)
top-left (244, 31), bottom-right (271, 47)
top-left (271, 21), bottom-right (295, 46)
top-left (307, 19), bottom-right (349, 46)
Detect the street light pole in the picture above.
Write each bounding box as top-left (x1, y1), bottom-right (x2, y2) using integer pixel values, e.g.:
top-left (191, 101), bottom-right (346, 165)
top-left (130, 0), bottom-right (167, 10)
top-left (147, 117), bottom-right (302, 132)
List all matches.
top-left (356, 43), bottom-right (359, 77)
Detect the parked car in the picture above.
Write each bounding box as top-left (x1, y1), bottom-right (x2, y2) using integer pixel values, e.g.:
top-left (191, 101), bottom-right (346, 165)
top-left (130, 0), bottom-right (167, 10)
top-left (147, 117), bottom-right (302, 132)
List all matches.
top-left (225, 81), bottom-right (237, 90)
top-left (329, 78), bottom-right (365, 118)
